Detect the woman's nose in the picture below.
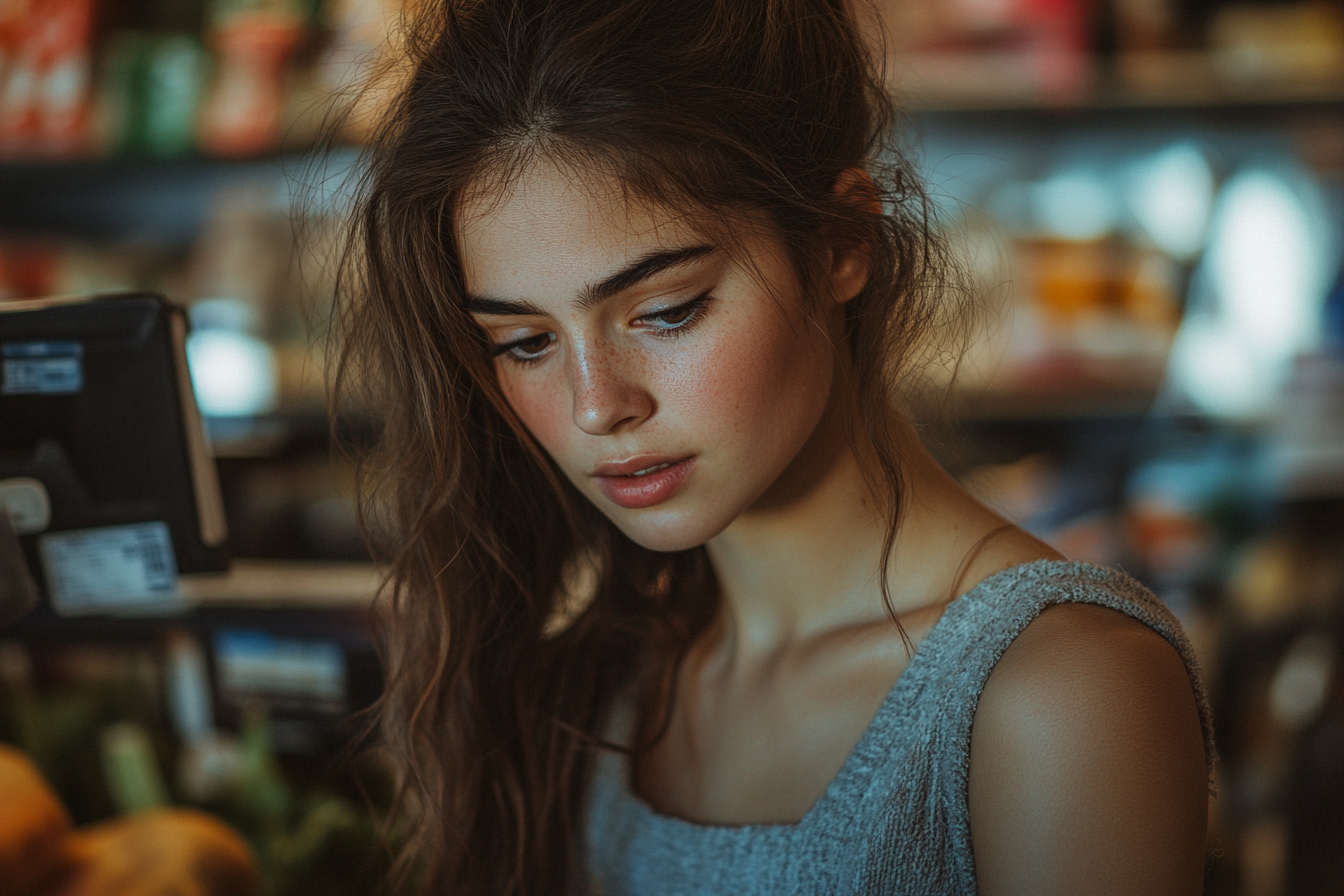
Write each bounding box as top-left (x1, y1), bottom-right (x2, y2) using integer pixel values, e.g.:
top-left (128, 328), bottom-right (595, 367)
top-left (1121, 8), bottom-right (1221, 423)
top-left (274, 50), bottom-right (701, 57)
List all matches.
top-left (570, 345), bottom-right (653, 435)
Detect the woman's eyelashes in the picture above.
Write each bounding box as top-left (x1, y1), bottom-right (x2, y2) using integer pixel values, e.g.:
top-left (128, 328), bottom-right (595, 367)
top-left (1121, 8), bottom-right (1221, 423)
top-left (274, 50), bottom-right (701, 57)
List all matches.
top-left (639, 293), bottom-right (713, 336)
top-left (494, 331), bottom-right (556, 364)
top-left (491, 294), bottom-right (714, 366)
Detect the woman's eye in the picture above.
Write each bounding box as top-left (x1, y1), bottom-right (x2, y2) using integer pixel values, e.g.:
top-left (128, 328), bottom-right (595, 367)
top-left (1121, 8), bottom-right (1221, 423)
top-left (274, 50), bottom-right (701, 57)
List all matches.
top-left (495, 331), bottom-right (556, 363)
top-left (655, 305), bottom-right (695, 325)
top-left (643, 295), bottom-right (711, 333)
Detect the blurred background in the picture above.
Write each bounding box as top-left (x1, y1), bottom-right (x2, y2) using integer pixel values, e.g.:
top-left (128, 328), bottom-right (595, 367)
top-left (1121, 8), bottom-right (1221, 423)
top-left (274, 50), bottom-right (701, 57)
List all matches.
top-left (1, 0), bottom-right (1343, 892)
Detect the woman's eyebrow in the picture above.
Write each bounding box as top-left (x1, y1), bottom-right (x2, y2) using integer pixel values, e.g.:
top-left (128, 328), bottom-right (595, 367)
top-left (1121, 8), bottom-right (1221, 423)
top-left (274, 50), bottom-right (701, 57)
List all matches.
top-left (465, 244), bottom-right (716, 317)
top-left (578, 244), bottom-right (716, 310)
top-left (466, 296), bottom-right (543, 316)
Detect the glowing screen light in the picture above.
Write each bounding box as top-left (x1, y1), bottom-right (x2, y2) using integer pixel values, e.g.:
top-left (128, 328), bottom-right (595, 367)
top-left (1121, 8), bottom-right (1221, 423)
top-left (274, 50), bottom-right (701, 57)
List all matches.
top-left (1167, 168), bottom-right (1333, 419)
top-left (186, 328), bottom-right (278, 417)
top-left (1032, 170), bottom-right (1117, 241)
top-left (1127, 143), bottom-right (1215, 260)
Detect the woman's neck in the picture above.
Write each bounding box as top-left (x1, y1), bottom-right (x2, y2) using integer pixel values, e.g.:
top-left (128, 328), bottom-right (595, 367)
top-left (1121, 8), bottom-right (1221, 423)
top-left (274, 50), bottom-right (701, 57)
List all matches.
top-left (705, 425), bottom-right (883, 653)
top-left (704, 413), bottom-right (1039, 666)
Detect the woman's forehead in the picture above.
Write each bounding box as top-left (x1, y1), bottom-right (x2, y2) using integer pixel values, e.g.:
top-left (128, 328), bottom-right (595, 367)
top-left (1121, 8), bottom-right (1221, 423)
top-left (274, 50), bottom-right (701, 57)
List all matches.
top-left (454, 153), bottom-right (799, 315)
top-left (455, 159), bottom-right (710, 298)
top-left (458, 156), bottom-right (699, 244)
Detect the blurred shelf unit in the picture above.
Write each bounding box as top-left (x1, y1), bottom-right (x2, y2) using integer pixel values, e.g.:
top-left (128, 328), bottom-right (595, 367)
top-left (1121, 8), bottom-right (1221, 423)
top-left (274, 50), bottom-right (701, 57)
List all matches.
top-left (0, 73), bottom-right (1335, 428)
top-left (0, 152), bottom-right (356, 245)
top-left (10, 562), bottom-right (380, 641)
top-left (938, 377), bottom-right (1161, 422)
top-left (176, 559), bottom-right (381, 609)
top-left (201, 410), bottom-right (379, 460)
top-left (899, 52), bottom-right (1344, 116)
top-left (6, 560), bottom-right (386, 758)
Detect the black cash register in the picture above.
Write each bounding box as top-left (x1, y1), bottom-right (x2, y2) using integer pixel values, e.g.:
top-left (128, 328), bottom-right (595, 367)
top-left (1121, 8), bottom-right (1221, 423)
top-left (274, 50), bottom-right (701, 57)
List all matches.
top-left (0, 291), bottom-right (228, 621)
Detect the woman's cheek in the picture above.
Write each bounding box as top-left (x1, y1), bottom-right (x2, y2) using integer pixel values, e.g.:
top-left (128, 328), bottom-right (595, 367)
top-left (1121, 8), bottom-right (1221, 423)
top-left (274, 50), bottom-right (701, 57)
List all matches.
top-left (501, 369), bottom-right (573, 456)
top-left (680, 321), bottom-right (802, 425)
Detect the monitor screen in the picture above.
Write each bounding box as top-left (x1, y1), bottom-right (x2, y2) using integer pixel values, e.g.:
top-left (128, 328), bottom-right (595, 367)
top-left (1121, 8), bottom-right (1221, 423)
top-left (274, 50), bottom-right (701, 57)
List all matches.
top-left (0, 292), bottom-right (228, 614)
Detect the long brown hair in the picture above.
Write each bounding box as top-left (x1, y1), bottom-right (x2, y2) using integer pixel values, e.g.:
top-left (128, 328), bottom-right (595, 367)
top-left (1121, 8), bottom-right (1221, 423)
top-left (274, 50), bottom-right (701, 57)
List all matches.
top-left (331, 1), bottom-right (962, 892)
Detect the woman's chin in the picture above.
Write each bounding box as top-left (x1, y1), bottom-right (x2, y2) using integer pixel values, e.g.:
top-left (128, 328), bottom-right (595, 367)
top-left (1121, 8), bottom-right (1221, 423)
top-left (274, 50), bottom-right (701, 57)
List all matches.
top-left (605, 508), bottom-right (728, 554)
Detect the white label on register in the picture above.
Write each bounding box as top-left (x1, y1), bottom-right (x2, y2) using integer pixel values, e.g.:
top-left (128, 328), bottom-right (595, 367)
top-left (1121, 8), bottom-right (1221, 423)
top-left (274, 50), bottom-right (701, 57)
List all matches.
top-left (39, 522), bottom-right (181, 615)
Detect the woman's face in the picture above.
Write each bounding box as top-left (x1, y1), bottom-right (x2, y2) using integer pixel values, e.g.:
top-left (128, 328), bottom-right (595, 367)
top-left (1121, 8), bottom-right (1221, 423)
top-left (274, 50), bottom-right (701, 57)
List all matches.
top-left (458, 160), bottom-right (858, 552)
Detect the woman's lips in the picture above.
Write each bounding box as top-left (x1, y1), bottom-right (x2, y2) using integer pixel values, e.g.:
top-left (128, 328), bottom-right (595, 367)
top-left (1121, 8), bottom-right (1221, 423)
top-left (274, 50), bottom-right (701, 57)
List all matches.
top-left (593, 456), bottom-right (696, 509)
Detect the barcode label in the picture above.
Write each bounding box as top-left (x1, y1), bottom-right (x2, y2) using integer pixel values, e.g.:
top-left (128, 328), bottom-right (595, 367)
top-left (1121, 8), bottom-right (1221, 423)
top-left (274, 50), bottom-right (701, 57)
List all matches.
top-left (137, 535), bottom-right (170, 576)
top-left (39, 522), bottom-right (181, 615)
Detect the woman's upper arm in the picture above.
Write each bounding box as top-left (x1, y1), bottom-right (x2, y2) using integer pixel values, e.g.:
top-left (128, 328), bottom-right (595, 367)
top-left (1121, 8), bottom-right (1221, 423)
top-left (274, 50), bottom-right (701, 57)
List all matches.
top-left (967, 602), bottom-right (1208, 896)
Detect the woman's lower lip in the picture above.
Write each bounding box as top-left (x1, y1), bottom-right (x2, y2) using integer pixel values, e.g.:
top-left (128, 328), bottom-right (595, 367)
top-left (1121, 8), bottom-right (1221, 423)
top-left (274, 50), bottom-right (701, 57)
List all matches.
top-left (595, 458), bottom-right (695, 509)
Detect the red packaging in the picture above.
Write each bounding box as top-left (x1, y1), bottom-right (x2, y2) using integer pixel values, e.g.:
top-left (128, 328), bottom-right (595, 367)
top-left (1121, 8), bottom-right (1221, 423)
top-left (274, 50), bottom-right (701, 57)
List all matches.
top-left (878, 0), bottom-right (1091, 104)
top-left (0, 0), bottom-right (30, 153)
top-left (0, 0), bottom-right (94, 157)
top-left (198, 12), bottom-right (305, 158)
top-left (0, 241), bottom-right (59, 300)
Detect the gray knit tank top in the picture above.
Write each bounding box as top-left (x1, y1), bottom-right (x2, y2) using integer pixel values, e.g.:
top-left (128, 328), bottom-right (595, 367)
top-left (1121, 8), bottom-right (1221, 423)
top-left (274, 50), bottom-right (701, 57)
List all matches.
top-left (582, 560), bottom-right (1216, 895)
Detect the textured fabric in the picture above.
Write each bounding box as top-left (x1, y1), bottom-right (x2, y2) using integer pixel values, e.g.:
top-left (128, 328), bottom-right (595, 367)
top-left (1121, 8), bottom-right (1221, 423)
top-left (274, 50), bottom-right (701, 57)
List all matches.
top-left (582, 560), bottom-right (1216, 896)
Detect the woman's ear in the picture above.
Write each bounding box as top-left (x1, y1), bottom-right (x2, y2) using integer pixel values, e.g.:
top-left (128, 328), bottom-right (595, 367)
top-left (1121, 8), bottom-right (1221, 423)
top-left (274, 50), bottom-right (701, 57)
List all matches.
top-left (826, 168), bottom-right (881, 305)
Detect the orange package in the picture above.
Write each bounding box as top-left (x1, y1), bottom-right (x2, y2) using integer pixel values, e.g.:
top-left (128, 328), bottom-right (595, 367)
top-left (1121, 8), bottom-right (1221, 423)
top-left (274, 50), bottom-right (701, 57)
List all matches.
top-left (0, 743), bottom-right (261, 896)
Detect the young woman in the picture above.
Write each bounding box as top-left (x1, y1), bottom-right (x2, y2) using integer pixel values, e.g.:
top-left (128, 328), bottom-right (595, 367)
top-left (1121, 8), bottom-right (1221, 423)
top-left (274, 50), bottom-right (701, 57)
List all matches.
top-left (333, 1), bottom-right (1215, 893)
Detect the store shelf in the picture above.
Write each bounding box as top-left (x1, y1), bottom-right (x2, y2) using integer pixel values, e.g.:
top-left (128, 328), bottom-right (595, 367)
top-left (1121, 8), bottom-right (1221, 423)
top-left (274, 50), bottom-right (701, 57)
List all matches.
top-left (913, 356), bottom-right (1167, 423)
top-left (898, 52), bottom-right (1344, 117)
top-left (0, 156), bottom-right (280, 245)
top-left (943, 383), bottom-right (1159, 421)
top-left (0, 150), bottom-right (357, 244)
top-left (178, 559), bottom-right (381, 609)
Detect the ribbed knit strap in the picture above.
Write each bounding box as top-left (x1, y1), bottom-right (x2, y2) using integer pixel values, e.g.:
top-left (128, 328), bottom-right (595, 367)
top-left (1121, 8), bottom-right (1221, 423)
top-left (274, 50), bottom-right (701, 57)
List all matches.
top-left (843, 559), bottom-right (1218, 892)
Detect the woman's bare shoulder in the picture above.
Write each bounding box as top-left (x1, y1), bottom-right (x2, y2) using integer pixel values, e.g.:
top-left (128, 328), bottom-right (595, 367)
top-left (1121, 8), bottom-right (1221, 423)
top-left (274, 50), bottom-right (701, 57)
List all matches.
top-left (988, 599), bottom-right (1185, 687)
top-left (967, 601), bottom-right (1208, 896)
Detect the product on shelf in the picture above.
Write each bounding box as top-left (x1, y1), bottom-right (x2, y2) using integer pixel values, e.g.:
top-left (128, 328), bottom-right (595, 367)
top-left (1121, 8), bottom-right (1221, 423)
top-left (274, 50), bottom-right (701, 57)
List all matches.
top-left (0, 241), bottom-right (59, 301)
top-left (65, 808), bottom-right (261, 896)
top-left (0, 741), bottom-right (261, 896)
top-left (0, 0), bottom-right (96, 158)
top-left (1112, 0), bottom-right (1182, 55)
top-left (313, 0), bottom-right (412, 144)
top-left (99, 31), bottom-right (209, 158)
top-left (0, 743), bottom-right (70, 896)
top-left (1209, 3), bottom-right (1344, 82)
top-left (875, 0), bottom-right (1092, 105)
top-left (198, 1), bottom-right (308, 158)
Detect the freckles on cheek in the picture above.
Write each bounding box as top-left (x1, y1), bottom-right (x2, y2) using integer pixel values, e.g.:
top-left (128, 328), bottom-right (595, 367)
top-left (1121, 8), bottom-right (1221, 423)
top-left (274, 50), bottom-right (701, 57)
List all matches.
top-left (500, 373), bottom-right (571, 454)
top-left (676, 329), bottom-right (798, 427)
top-left (658, 346), bottom-right (768, 445)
